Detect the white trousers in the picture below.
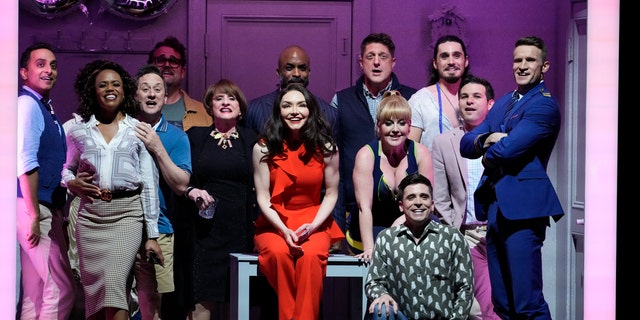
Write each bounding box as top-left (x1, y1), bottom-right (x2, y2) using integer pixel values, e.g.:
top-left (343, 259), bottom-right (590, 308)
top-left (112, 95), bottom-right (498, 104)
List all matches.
top-left (17, 199), bottom-right (75, 320)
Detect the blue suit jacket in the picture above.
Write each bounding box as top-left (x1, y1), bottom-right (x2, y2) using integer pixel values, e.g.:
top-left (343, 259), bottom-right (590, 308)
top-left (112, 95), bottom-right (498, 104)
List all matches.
top-left (460, 81), bottom-right (564, 222)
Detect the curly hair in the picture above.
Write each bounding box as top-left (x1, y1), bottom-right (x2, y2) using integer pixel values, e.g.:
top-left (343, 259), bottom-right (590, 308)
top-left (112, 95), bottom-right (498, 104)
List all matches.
top-left (260, 83), bottom-right (336, 164)
top-left (74, 59), bottom-right (138, 122)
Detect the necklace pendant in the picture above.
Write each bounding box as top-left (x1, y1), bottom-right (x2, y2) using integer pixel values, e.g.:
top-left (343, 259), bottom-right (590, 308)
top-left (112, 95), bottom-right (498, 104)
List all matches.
top-left (212, 127), bottom-right (238, 150)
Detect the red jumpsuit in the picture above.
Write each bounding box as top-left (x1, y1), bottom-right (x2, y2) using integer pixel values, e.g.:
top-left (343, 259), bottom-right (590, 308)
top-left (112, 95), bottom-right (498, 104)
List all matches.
top-left (254, 144), bottom-right (344, 320)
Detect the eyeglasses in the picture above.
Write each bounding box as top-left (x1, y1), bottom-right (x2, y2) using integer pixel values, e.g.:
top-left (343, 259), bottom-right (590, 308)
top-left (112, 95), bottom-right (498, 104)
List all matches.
top-left (153, 56), bottom-right (183, 68)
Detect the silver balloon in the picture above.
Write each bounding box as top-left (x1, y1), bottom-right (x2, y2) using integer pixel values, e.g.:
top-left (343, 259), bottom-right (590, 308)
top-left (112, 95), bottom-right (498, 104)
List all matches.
top-left (20, 0), bottom-right (85, 19)
top-left (102, 0), bottom-right (178, 21)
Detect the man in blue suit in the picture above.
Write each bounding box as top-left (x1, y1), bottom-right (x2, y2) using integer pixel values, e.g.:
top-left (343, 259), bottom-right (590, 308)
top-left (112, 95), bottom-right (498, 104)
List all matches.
top-left (460, 36), bottom-right (564, 320)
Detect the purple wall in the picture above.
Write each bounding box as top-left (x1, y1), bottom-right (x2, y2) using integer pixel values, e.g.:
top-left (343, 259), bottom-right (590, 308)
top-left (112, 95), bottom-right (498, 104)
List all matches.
top-left (369, 0), bottom-right (570, 103)
top-left (19, 0), bottom-right (570, 124)
top-left (18, 0), bottom-right (192, 123)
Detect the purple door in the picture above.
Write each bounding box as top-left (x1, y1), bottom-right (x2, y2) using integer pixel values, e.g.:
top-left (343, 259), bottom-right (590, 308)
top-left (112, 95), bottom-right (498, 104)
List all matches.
top-left (203, 0), bottom-right (353, 103)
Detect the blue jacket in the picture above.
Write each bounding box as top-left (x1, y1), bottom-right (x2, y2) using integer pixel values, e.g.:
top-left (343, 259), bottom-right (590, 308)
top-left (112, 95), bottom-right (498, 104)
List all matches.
top-left (460, 81), bottom-right (564, 222)
top-left (17, 88), bottom-right (67, 208)
top-left (334, 73), bottom-right (417, 207)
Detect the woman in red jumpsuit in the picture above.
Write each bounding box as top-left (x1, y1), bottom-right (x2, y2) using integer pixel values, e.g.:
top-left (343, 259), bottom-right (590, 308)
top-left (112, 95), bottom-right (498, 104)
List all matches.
top-left (252, 83), bottom-right (344, 320)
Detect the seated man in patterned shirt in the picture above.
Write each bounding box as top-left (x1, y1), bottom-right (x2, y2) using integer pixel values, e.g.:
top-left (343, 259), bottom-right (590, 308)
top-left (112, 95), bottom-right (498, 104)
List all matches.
top-left (364, 173), bottom-right (474, 320)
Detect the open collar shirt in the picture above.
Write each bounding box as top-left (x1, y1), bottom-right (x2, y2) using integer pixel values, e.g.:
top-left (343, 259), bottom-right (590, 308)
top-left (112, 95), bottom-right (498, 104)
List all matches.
top-left (362, 80), bottom-right (393, 123)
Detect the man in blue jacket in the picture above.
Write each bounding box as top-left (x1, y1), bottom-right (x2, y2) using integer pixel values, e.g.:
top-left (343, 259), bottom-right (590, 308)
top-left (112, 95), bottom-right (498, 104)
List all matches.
top-left (332, 32), bottom-right (417, 250)
top-left (460, 36), bottom-right (564, 320)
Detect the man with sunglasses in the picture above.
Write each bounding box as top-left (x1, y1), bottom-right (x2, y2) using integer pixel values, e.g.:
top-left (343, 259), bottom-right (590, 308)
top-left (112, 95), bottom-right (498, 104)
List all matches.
top-left (147, 36), bottom-right (212, 131)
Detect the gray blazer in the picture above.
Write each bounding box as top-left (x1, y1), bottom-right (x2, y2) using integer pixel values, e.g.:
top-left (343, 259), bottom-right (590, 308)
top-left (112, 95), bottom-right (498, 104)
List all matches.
top-left (431, 127), bottom-right (467, 229)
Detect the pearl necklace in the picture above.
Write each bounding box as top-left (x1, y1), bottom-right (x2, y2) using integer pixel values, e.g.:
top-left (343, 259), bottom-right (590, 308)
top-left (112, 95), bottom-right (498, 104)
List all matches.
top-left (210, 127), bottom-right (239, 149)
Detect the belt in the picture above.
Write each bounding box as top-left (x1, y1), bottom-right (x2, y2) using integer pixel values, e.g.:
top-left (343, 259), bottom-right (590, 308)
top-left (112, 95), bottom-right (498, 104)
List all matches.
top-left (92, 188), bottom-right (141, 202)
top-left (460, 224), bottom-right (488, 232)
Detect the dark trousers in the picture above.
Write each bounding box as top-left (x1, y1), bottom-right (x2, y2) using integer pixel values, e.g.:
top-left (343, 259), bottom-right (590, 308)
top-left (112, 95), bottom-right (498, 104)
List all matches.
top-left (487, 207), bottom-right (551, 320)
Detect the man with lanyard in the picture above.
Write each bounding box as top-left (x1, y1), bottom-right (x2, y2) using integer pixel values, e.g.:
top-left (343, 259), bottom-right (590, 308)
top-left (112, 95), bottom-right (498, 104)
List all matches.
top-left (408, 34), bottom-right (470, 150)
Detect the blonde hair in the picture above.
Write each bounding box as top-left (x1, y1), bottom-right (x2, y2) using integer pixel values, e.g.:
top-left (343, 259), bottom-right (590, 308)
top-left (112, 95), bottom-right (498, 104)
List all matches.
top-left (376, 90), bottom-right (411, 124)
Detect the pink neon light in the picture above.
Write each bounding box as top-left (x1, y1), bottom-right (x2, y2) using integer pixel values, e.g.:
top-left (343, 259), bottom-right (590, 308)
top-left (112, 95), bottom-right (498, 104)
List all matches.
top-left (584, 0), bottom-right (618, 319)
top-left (0, 1), bottom-right (18, 315)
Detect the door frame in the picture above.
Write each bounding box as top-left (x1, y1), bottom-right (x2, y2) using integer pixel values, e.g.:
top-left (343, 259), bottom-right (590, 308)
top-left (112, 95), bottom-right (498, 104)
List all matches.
top-left (186, 0), bottom-right (372, 100)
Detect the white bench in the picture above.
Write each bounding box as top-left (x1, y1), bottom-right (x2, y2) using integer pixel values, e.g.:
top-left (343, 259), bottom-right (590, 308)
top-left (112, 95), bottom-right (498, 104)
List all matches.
top-left (230, 253), bottom-right (369, 320)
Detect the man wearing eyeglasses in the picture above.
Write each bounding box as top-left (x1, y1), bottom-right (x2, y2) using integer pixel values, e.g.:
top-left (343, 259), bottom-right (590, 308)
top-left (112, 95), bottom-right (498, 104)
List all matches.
top-left (147, 36), bottom-right (212, 131)
top-left (146, 36), bottom-right (211, 319)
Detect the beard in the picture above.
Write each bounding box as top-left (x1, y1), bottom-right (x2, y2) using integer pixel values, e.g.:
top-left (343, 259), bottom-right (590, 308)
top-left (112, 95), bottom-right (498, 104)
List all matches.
top-left (280, 77), bottom-right (309, 89)
top-left (442, 74), bottom-right (462, 84)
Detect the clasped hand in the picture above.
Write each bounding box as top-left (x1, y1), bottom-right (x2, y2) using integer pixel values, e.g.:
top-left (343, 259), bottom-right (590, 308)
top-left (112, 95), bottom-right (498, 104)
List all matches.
top-left (285, 224), bottom-right (313, 257)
